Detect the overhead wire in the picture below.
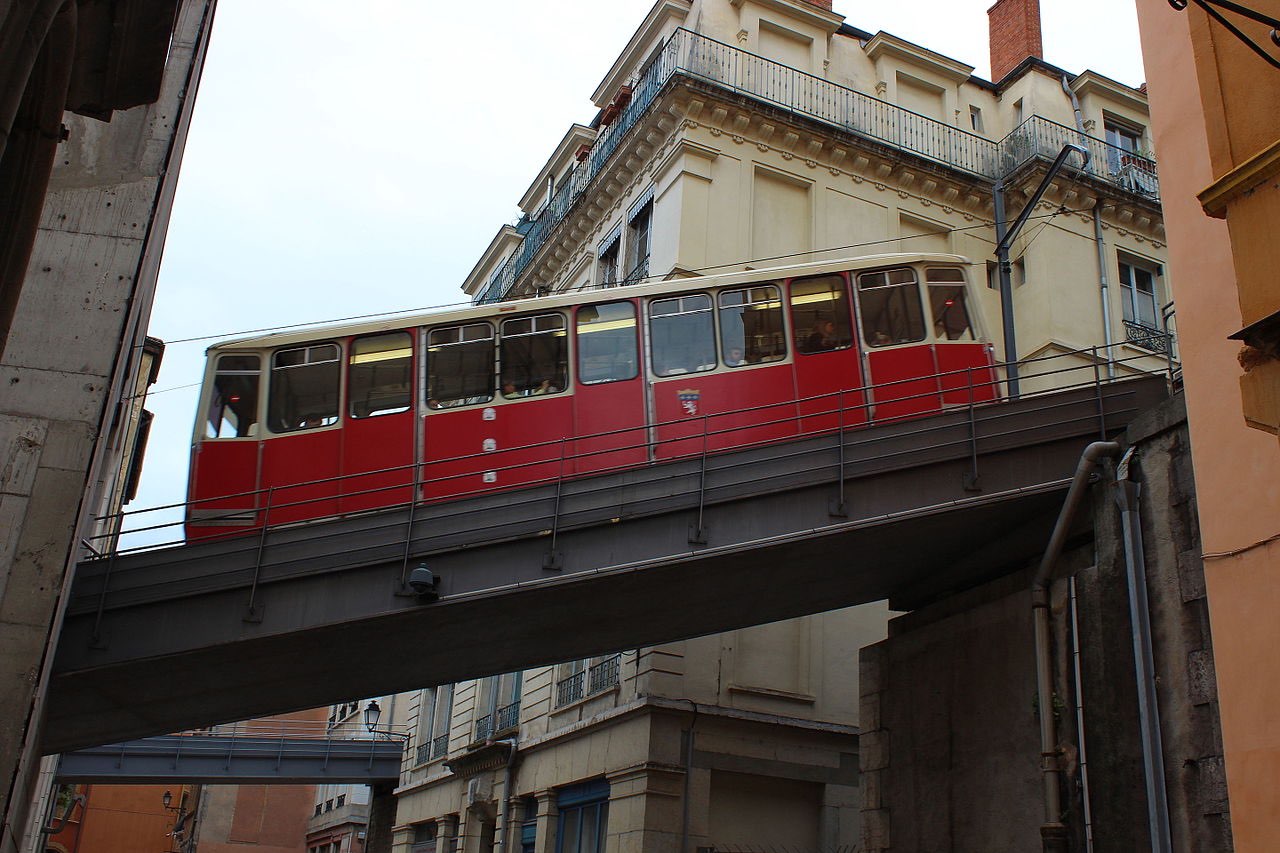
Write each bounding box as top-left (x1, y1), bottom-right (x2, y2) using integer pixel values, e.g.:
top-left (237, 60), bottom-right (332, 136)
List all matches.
top-left (149, 205), bottom-right (1102, 349)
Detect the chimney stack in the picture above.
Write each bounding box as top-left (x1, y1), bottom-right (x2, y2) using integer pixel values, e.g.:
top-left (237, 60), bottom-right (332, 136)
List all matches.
top-left (987, 0), bottom-right (1043, 82)
top-left (805, 0), bottom-right (833, 8)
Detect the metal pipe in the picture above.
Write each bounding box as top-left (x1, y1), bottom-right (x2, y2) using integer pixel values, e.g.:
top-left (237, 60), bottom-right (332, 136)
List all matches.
top-left (1069, 576), bottom-right (1096, 853)
top-left (680, 700), bottom-right (698, 853)
top-left (1114, 449), bottom-right (1173, 853)
top-left (493, 738), bottom-right (519, 853)
top-left (1092, 204), bottom-right (1116, 379)
top-left (1032, 440), bottom-right (1120, 853)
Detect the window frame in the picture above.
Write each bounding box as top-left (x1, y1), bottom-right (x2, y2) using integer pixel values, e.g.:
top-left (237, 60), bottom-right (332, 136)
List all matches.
top-left (204, 352), bottom-right (262, 440)
top-left (717, 284), bottom-right (787, 368)
top-left (348, 331), bottom-right (414, 419)
top-left (575, 300), bottom-right (639, 386)
top-left (1117, 255), bottom-right (1162, 331)
top-left (499, 313), bottom-right (569, 399)
top-left (426, 322), bottom-right (496, 410)
top-left (790, 273), bottom-right (855, 355)
top-left (648, 292), bottom-right (717, 377)
top-left (267, 342), bottom-right (342, 434)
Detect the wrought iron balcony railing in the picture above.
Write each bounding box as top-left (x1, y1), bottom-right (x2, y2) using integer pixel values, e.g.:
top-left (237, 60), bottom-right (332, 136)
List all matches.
top-left (587, 655), bottom-right (621, 694)
top-left (1123, 319), bottom-right (1174, 354)
top-left (474, 713), bottom-right (492, 742)
top-left (556, 670), bottom-right (586, 707)
top-left (415, 741), bottom-right (431, 765)
top-left (462, 28), bottom-right (1159, 304)
top-left (431, 733), bottom-right (448, 760)
top-left (494, 700), bottom-right (520, 732)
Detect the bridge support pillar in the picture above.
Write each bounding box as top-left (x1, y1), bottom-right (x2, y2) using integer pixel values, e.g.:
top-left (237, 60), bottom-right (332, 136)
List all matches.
top-left (365, 783), bottom-right (398, 853)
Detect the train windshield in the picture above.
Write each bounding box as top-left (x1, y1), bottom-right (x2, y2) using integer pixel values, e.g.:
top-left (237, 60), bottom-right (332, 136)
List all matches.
top-left (206, 354), bottom-right (260, 438)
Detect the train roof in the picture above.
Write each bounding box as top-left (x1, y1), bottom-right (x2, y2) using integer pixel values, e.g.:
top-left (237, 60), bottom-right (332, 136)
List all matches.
top-left (206, 252), bottom-right (972, 354)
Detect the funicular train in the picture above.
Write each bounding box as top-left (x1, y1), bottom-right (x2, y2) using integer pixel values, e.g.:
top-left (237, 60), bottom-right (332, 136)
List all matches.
top-left (186, 253), bottom-right (997, 539)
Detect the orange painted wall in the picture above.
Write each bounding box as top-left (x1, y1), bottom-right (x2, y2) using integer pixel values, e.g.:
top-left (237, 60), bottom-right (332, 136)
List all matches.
top-left (72, 785), bottom-right (182, 853)
top-left (1135, 0), bottom-right (1280, 849)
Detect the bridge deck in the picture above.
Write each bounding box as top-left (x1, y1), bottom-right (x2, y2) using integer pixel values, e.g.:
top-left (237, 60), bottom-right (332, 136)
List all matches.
top-left (47, 375), bottom-right (1168, 752)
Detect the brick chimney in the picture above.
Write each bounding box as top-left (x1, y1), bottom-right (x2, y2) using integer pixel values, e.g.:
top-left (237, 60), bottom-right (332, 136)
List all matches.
top-left (987, 0), bottom-right (1042, 82)
top-left (804, 0), bottom-right (833, 9)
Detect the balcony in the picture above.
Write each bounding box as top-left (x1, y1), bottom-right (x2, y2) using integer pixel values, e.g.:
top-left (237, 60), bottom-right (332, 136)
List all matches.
top-left (479, 28), bottom-right (1159, 305)
top-left (431, 733), bottom-right (448, 760)
top-left (587, 655), bottom-right (621, 694)
top-left (1123, 319), bottom-right (1174, 354)
top-left (556, 670), bottom-right (585, 707)
top-left (474, 701), bottom-right (520, 741)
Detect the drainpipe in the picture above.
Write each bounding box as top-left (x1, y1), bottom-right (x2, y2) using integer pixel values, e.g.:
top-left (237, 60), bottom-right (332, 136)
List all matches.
top-left (1031, 441), bottom-right (1120, 853)
top-left (493, 739), bottom-right (519, 853)
top-left (680, 700), bottom-right (699, 853)
top-left (1061, 75), bottom-right (1116, 377)
top-left (1114, 449), bottom-right (1173, 853)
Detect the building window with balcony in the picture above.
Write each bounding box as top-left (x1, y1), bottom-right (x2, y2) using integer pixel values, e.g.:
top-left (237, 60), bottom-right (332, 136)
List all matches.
top-left (1118, 256), bottom-right (1169, 352)
top-left (556, 780), bottom-right (609, 853)
top-left (416, 684), bottom-right (454, 765)
top-left (410, 823), bottom-right (437, 853)
top-left (475, 672), bottom-right (522, 741)
top-left (598, 228), bottom-right (620, 287)
top-left (624, 196), bottom-right (652, 284)
top-left (555, 654), bottom-right (621, 707)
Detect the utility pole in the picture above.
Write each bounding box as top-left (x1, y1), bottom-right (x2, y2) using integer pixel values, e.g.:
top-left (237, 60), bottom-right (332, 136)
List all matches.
top-left (994, 143), bottom-right (1090, 397)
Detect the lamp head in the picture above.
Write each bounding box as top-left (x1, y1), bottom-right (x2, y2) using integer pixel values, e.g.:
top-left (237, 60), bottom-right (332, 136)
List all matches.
top-left (363, 700), bottom-right (381, 733)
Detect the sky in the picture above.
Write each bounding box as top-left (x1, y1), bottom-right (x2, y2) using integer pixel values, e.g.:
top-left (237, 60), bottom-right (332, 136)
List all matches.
top-left (129, 0), bottom-right (1148, 539)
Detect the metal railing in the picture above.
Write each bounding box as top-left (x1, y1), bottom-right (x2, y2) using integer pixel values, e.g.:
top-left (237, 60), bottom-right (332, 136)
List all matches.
top-left (415, 741), bottom-right (431, 765)
top-left (1123, 319), bottom-right (1173, 354)
top-left (495, 700), bottom-right (519, 732)
top-left (588, 655), bottom-right (621, 694)
top-left (431, 733), bottom-right (448, 760)
top-left (474, 713), bottom-right (492, 741)
top-left (478, 28), bottom-right (1160, 303)
top-left (556, 670), bottom-right (585, 706)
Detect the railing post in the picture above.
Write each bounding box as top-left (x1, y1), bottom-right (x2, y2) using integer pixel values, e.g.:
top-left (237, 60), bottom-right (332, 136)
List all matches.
top-left (544, 438), bottom-right (566, 571)
top-left (245, 487), bottom-right (273, 623)
top-left (1092, 345), bottom-right (1107, 439)
top-left (831, 390), bottom-right (848, 517)
top-left (690, 415), bottom-right (709, 544)
top-left (89, 545), bottom-right (119, 649)
top-left (397, 461), bottom-right (422, 593)
top-left (964, 366), bottom-right (981, 492)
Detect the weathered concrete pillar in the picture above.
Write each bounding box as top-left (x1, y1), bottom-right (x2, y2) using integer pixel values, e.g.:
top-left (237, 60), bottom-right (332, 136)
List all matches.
top-left (365, 783), bottom-right (398, 853)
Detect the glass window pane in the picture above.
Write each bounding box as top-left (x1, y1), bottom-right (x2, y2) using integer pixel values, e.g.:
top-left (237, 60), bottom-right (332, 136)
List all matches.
top-left (576, 301), bottom-right (638, 384)
top-left (501, 314), bottom-right (568, 397)
top-left (349, 332), bottom-right (413, 418)
top-left (650, 294), bottom-right (715, 376)
top-left (558, 810), bottom-right (582, 853)
top-left (858, 268), bottom-right (926, 347)
top-left (268, 345), bottom-right (340, 432)
top-left (719, 285), bottom-right (785, 366)
top-left (791, 274), bottom-right (853, 354)
top-left (207, 354), bottom-right (261, 438)
top-left (428, 323), bottom-right (494, 409)
top-left (929, 285), bottom-right (974, 341)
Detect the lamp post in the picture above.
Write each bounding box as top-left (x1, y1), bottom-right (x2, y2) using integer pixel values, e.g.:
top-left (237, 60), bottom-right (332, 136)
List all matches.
top-left (363, 700), bottom-right (410, 741)
top-left (161, 789), bottom-right (192, 853)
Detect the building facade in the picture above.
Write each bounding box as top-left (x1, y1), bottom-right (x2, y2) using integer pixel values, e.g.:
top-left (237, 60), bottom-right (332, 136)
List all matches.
top-left (392, 1), bottom-right (1168, 852)
top-left (1134, 0), bottom-right (1280, 849)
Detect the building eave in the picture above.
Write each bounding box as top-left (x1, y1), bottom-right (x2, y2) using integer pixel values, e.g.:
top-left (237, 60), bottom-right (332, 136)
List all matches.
top-left (1069, 70), bottom-right (1150, 114)
top-left (730, 0), bottom-right (845, 34)
top-left (462, 225), bottom-right (523, 297)
top-left (516, 125), bottom-right (598, 213)
top-left (863, 31), bottom-right (975, 83)
top-left (591, 0), bottom-right (692, 106)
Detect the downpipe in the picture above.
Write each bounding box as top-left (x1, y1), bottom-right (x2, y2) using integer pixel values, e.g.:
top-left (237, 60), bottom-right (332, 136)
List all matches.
top-left (493, 739), bottom-right (519, 853)
top-left (1032, 441), bottom-right (1120, 852)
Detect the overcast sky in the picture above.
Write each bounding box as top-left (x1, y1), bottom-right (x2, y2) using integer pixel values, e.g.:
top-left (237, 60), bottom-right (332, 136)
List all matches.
top-left (128, 0), bottom-right (1148, 539)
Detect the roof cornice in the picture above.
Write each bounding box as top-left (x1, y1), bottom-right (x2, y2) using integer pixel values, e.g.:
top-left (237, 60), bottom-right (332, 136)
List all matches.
top-left (517, 124), bottom-right (597, 212)
top-left (864, 31), bottom-right (974, 83)
top-left (591, 0), bottom-right (692, 106)
top-left (461, 225), bottom-right (523, 297)
top-left (1069, 70), bottom-right (1149, 114)
top-left (730, 0), bottom-right (845, 34)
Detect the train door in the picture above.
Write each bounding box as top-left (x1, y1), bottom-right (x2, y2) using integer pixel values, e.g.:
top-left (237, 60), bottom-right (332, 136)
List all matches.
top-left (186, 353), bottom-right (263, 539)
top-left (571, 300), bottom-right (647, 475)
top-left (485, 312), bottom-right (573, 489)
top-left (258, 342), bottom-right (343, 524)
top-left (421, 322), bottom-right (498, 501)
top-left (855, 266), bottom-right (941, 421)
top-left (340, 331), bottom-right (416, 514)
top-left (789, 273), bottom-right (867, 434)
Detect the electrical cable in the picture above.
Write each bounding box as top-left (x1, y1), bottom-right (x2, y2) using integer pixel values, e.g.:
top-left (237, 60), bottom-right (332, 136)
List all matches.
top-left (151, 205), bottom-right (1105, 348)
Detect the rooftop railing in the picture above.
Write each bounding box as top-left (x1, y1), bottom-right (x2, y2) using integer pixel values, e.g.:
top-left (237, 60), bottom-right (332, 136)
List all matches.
top-left (479, 28), bottom-right (1159, 304)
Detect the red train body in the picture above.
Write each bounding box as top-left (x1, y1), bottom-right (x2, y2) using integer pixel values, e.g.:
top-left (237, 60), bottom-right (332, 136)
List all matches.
top-left (186, 254), bottom-right (997, 539)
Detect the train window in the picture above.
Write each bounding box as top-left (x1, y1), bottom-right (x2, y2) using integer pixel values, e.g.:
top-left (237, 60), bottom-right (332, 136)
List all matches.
top-left (650, 294), bottom-right (716, 376)
top-left (501, 314), bottom-right (567, 397)
top-left (427, 323), bottom-right (494, 409)
top-left (349, 332), bottom-right (413, 418)
top-left (268, 344), bottom-right (341, 432)
top-left (576, 301), bottom-right (638, 384)
top-left (719, 286), bottom-right (786, 366)
top-left (857, 267), bottom-right (926, 347)
top-left (791, 275), bottom-right (854, 353)
top-left (206, 354), bottom-right (261, 438)
top-left (925, 269), bottom-right (975, 341)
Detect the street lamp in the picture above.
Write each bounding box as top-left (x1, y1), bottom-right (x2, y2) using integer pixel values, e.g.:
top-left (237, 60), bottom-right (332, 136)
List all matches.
top-left (161, 789), bottom-right (192, 853)
top-left (363, 700), bottom-right (409, 741)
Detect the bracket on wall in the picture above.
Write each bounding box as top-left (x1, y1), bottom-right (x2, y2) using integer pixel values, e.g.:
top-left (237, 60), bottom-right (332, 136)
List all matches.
top-left (1169, 0), bottom-right (1280, 70)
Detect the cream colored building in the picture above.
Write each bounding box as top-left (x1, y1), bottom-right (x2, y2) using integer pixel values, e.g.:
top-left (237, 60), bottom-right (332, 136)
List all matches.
top-left (392, 1), bottom-right (1166, 852)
